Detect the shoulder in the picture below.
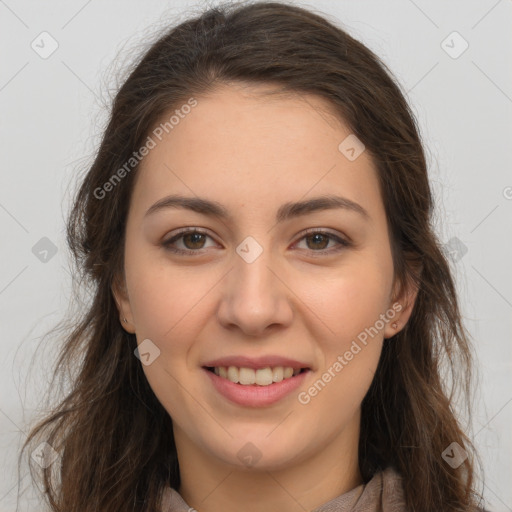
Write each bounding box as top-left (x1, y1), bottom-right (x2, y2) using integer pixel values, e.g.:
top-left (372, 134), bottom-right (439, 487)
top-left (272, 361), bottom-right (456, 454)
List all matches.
top-left (160, 486), bottom-right (192, 512)
top-left (380, 467), bottom-right (492, 512)
top-left (379, 466), bottom-right (408, 510)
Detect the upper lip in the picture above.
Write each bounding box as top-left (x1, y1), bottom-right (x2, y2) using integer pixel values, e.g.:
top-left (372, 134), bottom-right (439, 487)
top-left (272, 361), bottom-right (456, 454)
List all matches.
top-left (202, 355), bottom-right (312, 370)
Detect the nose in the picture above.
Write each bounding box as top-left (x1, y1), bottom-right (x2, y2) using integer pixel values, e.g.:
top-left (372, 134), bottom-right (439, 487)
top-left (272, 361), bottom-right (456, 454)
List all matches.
top-left (216, 245), bottom-right (294, 337)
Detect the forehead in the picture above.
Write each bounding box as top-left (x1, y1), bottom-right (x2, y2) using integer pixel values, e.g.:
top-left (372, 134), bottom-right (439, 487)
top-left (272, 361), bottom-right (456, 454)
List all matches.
top-left (130, 83), bottom-right (383, 223)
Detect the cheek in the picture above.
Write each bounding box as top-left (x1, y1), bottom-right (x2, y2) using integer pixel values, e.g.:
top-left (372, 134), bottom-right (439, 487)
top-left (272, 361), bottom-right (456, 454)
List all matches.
top-left (305, 262), bottom-right (391, 410)
top-left (305, 341), bottom-right (382, 423)
top-left (298, 267), bottom-right (387, 416)
top-left (124, 256), bottom-right (213, 412)
top-left (298, 260), bottom-right (393, 343)
top-left (125, 247), bottom-right (219, 347)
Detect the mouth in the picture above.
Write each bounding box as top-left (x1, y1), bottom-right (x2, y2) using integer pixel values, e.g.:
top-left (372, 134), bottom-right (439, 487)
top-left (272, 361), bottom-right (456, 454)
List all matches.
top-left (202, 365), bottom-right (311, 407)
top-left (203, 365), bottom-right (310, 386)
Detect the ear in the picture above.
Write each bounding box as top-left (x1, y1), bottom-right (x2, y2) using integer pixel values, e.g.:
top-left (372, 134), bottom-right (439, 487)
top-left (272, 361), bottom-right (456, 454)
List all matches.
top-left (383, 261), bottom-right (422, 340)
top-left (111, 273), bottom-right (136, 334)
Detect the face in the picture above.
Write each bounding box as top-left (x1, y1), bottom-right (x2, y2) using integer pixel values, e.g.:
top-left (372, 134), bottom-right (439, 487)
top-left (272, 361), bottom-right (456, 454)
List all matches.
top-left (113, 83), bottom-right (416, 472)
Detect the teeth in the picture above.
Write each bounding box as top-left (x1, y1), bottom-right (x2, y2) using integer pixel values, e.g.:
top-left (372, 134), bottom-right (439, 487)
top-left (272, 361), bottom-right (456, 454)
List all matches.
top-left (212, 366), bottom-right (304, 386)
top-left (255, 368), bottom-right (273, 386)
top-left (272, 367), bottom-right (283, 382)
top-left (227, 366), bottom-right (239, 383)
top-left (239, 367), bottom-right (255, 385)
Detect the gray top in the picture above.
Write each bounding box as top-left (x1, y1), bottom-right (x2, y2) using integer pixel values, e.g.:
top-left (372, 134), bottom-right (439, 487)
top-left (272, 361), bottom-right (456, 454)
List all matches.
top-left (160, 466), bottom-right (409, 511)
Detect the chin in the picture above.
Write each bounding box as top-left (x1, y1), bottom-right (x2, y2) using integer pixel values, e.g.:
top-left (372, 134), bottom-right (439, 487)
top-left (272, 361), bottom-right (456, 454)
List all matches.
top-left (209, 432), bottom-right (307, 472)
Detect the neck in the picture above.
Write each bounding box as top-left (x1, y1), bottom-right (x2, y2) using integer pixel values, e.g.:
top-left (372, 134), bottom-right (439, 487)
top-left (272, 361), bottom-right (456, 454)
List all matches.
top-left (174, 418), bottom-right (363, 512)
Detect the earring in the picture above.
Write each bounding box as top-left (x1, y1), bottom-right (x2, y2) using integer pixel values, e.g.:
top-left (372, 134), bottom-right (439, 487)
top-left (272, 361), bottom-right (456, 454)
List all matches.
top-left (391, 322), bottom-right (398, 330)
top-left (123, 317), bottom-right (128, 323)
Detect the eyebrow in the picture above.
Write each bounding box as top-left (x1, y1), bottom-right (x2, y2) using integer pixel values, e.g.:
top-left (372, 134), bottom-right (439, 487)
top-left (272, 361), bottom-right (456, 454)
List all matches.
top-left (144, 194), bottom-right (370, 223)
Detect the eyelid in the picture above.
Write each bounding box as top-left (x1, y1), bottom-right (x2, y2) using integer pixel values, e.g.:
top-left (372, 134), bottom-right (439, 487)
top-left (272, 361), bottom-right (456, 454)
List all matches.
top-left (162, 227), bottom-right (217, 251)
top-left (295, 227), bottom-right (350, 243)
top-left (162, 227), bottom-right (351, 255)
top-left (292, 227), bottom-right (351, 254)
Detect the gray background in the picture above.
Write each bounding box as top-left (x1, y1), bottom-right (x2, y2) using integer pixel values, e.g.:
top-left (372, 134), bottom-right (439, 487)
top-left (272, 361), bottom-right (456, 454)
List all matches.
top-left (1, 0), bottom-right (511, 510)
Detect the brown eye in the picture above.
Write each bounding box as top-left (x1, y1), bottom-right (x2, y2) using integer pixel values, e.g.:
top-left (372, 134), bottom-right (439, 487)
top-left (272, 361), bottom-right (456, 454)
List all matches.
top-left (304, 233), bottom-right (330, 250)
top-left (294, 229), bottom-right (351, 255)
top-left (182, 232), bottom-right (207, 250)
top-left (162, 229), bottom-right (216, 255)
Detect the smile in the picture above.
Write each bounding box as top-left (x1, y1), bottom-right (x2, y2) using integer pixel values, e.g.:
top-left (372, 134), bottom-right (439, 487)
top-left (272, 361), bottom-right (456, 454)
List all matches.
top-left (205, 365), bottom-right (308, 386)
top-left (203, 366), bottom-right (311, 407)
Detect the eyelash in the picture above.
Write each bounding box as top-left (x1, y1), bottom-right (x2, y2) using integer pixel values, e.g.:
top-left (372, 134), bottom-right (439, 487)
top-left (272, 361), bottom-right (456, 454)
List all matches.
top-left (161, 227), bottom-right (351, 256)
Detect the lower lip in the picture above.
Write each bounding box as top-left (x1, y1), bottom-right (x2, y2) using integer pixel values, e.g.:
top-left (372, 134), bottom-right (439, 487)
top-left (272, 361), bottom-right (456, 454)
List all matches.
top-left (203, 368), bottom-right (310, 407)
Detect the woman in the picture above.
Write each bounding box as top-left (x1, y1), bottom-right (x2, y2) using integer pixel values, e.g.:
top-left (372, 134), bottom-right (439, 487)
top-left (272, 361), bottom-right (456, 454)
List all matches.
top-left (21, 2), bottom-right (488, 511)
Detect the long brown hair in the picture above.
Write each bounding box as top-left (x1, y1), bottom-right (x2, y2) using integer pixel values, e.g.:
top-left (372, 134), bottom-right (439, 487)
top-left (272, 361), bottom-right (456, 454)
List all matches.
top-left (20, 1), bottom-right (486, 510)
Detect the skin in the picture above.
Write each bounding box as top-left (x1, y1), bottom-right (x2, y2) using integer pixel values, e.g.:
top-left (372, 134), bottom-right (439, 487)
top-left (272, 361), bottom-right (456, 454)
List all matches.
top-left (113, 82), bottom-right (418, 512)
